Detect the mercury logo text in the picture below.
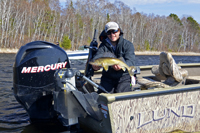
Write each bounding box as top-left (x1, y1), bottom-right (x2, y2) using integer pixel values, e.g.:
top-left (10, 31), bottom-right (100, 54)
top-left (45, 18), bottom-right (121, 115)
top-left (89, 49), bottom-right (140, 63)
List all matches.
top-left (21, 62), bottom-right (67, 73)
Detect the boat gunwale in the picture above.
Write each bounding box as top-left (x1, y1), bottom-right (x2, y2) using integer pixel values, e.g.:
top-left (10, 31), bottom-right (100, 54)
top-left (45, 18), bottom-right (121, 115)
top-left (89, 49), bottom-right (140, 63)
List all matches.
top-left (99, 84), bottom-right (200, 103)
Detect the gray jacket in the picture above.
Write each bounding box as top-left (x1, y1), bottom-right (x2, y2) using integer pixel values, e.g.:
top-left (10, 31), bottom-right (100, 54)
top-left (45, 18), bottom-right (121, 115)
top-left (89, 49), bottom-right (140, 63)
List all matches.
top-left (93, 33), bottom-right (135, 79)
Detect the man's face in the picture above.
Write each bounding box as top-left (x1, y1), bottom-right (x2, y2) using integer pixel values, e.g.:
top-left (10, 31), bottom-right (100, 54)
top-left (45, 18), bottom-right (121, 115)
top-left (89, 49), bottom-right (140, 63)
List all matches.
top-left (107, 29), bottom-right (120, 42)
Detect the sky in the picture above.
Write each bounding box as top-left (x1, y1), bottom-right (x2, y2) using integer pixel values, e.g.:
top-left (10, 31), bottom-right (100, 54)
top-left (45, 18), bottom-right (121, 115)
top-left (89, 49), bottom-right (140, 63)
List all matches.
top-left (59, 0), bottom-right (200, 24)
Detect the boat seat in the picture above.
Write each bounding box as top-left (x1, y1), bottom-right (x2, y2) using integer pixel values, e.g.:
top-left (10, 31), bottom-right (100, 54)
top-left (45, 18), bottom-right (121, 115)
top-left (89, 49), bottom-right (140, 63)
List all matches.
top-left (153, 52), bottom-right (188, 85)
top-left (185, 76), bottom-right (200, 84)
top-left (137, 77), bottom-right (169, 90)
top-left (138, 52), bottom-right (188, 90)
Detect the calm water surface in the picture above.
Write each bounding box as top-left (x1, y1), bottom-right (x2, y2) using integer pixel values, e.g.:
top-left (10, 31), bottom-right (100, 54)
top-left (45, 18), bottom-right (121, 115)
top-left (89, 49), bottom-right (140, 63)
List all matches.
top-left (0, 53), bottom-right (200, 132)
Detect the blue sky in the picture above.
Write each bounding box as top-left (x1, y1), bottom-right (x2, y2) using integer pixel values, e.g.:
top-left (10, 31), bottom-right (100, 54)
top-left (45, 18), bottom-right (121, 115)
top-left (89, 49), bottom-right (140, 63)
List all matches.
top-left (59, 0), bottom-right (200, 24)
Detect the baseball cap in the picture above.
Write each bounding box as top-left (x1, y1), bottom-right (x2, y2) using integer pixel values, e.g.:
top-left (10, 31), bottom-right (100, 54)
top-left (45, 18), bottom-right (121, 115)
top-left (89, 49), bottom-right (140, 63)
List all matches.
top-left (105, 22), bottom-right (119, 33)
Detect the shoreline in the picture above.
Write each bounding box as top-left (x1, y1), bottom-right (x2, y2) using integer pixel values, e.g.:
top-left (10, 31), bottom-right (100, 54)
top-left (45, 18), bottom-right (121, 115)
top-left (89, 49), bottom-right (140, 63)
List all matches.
top-left (1, 48), bottom-right (200, 56)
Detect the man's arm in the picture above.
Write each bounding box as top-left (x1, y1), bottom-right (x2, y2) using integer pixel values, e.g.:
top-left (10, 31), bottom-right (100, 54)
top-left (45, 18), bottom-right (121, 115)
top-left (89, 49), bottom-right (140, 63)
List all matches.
top-left (123, 40), bottom-right (135, 66)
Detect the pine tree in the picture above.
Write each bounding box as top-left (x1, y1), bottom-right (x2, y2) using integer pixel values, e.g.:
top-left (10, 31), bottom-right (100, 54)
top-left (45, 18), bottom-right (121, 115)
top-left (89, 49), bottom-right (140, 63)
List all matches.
top-left (187, 16), bottom-right (200, 31)
top-left (169, 13), bottom-right (182, 25)
top-left (61, 35), bottom-right (71, 49)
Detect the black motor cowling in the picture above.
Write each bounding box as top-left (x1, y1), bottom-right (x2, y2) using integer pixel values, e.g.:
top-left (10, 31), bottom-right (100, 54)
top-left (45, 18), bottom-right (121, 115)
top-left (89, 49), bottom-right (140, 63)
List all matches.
top-left (13, 41), bottom-right (70, 122)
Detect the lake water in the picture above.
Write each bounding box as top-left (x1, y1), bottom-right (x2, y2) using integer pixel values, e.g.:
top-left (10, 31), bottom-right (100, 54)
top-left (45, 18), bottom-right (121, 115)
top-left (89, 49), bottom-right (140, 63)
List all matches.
top-left (0, 53), bottom-right (200, 132)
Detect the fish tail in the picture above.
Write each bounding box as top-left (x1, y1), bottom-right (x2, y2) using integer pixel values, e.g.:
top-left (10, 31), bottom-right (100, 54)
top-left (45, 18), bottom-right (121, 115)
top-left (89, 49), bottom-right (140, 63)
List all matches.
top-left (128, 66), bottom-right (135, 76)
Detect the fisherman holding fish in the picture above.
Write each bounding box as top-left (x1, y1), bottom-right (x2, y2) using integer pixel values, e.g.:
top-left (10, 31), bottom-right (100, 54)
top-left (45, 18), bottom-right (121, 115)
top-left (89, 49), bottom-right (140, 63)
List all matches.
top-left (90, 22), bottom-right (136, 93)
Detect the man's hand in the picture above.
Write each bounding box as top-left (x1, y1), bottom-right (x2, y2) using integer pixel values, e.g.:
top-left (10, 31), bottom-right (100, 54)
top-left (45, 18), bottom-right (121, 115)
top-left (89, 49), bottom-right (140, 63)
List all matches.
top-left (92, 65), bottom-right (102, 71)
top-left (112, 64), bottom-right (121, 71)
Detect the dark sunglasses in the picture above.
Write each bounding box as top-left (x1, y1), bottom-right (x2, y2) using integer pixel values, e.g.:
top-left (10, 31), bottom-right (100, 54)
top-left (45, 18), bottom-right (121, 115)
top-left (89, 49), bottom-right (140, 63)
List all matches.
top-left (106, 29), bottom-right (119, 35)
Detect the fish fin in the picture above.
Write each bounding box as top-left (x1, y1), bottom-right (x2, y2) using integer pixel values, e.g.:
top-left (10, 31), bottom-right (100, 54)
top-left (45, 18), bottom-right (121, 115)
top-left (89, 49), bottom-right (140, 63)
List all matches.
top-left (102, 63), bottom-right (109, 71)
top-left (128, 66), bottom-right (136, 76)
top-left (103, 65), bottom-right (109, 71)
top-left (121, 67), bottom-right (126, 71)
top-left (103, 52), bottom-right (116, 58)
top-left (118, 57), bottom-right (126, 62)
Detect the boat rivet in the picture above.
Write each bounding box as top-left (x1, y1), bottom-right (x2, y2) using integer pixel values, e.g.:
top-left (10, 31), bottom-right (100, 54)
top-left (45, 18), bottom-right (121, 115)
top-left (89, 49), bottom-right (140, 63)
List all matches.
top-left (130, 116), bottom-right (134, 121)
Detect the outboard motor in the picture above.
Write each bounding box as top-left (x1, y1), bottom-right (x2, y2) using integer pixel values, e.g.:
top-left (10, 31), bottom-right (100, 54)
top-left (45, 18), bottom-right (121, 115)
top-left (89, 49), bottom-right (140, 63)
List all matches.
top-left (13, 40), bottom-right (104, 130)
top-left (13, 41), bottom-right (70, 123)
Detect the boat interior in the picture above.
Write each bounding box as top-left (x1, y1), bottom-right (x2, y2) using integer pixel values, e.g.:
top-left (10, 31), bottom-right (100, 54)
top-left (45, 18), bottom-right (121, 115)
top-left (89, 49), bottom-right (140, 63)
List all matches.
top-left (85, 52), bottom-right (200, 92)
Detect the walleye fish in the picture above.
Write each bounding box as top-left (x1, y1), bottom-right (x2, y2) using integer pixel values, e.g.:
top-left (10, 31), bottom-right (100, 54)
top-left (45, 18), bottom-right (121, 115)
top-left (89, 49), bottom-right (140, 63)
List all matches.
top-left (89, 54), bottom-right (135, 76)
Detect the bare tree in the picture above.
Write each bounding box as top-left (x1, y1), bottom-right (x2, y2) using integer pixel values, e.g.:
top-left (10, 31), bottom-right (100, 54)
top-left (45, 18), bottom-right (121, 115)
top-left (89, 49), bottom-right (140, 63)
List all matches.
top-left (0, 0), bottom-right (199, 53)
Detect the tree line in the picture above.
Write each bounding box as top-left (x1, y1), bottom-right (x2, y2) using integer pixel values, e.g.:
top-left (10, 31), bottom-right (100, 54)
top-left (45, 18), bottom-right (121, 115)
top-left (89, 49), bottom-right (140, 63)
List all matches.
top-left (0, 0), bottom-right (200, 52)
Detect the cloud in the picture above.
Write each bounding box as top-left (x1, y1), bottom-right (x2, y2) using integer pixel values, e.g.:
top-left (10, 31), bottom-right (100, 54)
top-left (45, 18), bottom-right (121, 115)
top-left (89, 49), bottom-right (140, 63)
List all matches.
top-left (59, 0), bottom-right (66, 2)
top-left (189, 0), bottom-right (200, 3)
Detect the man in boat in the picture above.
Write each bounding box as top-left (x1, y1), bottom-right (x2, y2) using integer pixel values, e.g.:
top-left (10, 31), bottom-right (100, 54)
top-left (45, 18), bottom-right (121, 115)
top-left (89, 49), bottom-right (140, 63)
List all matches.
top-left (91, 21), bottom-right (135, 93)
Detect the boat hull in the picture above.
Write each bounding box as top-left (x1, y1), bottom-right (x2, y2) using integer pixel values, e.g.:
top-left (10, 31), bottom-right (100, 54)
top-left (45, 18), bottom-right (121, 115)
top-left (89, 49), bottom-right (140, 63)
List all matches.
top-left (80, 84), bottom-right (200, 133)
